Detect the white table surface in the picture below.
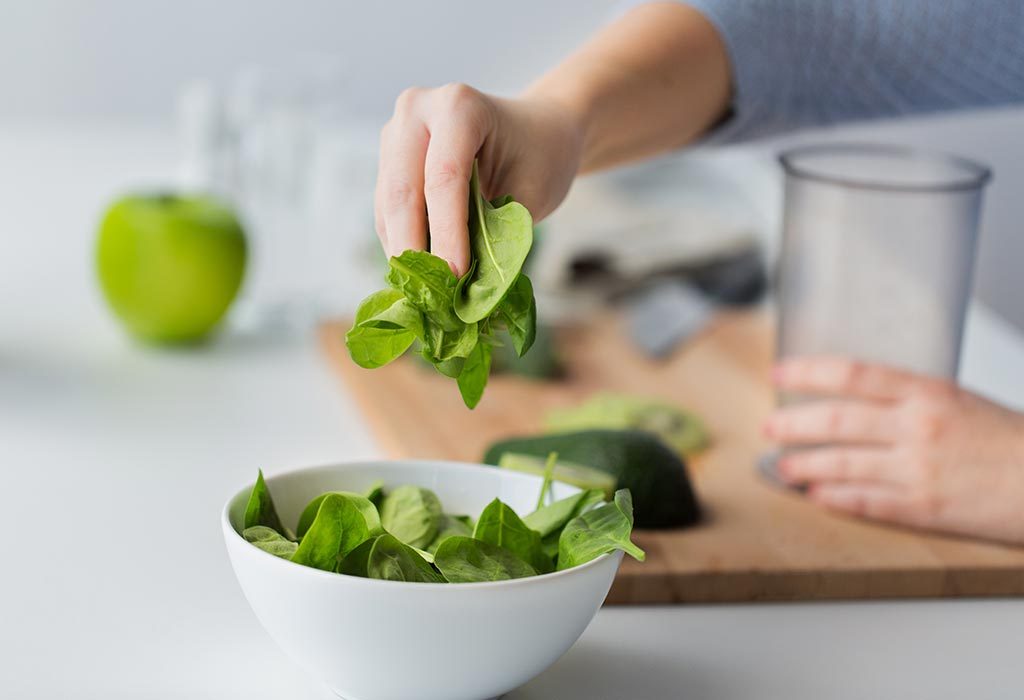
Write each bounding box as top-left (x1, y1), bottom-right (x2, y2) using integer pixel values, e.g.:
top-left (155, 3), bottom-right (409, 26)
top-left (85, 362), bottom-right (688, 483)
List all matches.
top-left (3, 125), bottom-right (1024, 699)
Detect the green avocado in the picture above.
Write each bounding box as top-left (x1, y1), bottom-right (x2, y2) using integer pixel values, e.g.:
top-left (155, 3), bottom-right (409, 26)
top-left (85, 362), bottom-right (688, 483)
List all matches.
top-left (483, 429), bottom-right (700, 529)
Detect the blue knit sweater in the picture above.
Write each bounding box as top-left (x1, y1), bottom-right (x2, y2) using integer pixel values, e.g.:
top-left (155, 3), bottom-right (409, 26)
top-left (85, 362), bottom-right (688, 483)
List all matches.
top-left (678, 0), bottom-right (1024, 142)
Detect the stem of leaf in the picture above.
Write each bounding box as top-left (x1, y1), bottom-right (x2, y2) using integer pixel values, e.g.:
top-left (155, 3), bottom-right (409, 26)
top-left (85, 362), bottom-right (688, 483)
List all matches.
top-left (536, 451), bottom-right (559, 511)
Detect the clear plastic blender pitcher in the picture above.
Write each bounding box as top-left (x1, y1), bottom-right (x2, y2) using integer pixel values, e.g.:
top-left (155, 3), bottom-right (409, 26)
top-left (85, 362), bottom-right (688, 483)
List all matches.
top-left (764, 144), bottom-right (991, 479)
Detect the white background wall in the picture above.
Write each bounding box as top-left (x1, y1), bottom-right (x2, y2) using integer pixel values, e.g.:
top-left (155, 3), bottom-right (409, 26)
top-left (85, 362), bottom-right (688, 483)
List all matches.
top-left (2, 0), bottom-right (1021, 328)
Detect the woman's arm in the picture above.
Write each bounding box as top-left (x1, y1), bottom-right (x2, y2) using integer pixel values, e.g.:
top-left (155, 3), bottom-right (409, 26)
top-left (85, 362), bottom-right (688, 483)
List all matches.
top-left (523, 2), bottom-right (730, 173)
top-left (374, 2), bottom-right (730, 275)
top-left (375, 0), bottom-right (1024, 273)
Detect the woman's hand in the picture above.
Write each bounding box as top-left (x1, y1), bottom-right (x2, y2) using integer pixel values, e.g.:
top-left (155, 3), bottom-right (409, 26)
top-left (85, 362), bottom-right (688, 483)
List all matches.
top-left (375, 84), bottom-right (584, 276)
top-left (763, 356), bottom-right (1024, 545)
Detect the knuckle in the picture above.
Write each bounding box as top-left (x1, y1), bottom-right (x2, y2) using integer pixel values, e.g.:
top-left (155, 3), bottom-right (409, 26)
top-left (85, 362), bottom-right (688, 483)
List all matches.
top-left (382, 180), bottom-right (419, 210)
top-left (395, 87), bottom-right (423, 113)
top-left (832, 450), bottom-right (851, 480)
top-left (424, 160), bottom-right (466, 197)
top-left (825, 405), bottom-right (846, 437)
top-left (907, 404), bottom-right (947, 442)
top-left (913, 490), bottom-right (945, 522)
top-left (441, 81), bottom-right (478, 106)
top-left (838, 359), bottom-right (866, 391)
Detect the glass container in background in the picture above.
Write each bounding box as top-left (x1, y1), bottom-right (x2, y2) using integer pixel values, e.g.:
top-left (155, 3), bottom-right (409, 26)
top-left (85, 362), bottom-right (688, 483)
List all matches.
top-left (177, 57), bottom-right (379, 335)
top-left (764, 144), bottom-right (991, 478)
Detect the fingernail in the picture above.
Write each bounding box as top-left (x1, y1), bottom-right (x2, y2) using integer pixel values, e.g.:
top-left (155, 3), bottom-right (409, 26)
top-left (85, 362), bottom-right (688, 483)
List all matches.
top-left (761, 420), bottom-right (774, 438)
top-left (771, 364), bottom-right (786, 383)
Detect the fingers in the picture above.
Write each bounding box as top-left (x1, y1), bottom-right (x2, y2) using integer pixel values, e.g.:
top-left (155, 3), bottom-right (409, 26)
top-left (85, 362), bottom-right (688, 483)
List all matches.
top-left (807, 482), bottom-right (910, 524)
top-left (778, 447), bottom-right (905, 485)
top-left (423, 90), bottom-right (490, 275)
top-left (376, 99), bottom-right (430, 258)
top-left (763, 400), bottom-right (899, 446)
top-left (774, 356), bottom-right (920, 402)
top-left (376, 83), bottom-right (494, 276)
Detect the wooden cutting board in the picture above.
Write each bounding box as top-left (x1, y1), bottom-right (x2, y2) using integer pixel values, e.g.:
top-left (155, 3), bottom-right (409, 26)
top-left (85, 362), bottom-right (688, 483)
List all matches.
top-left (319, 310), bottom-right (1024, 604)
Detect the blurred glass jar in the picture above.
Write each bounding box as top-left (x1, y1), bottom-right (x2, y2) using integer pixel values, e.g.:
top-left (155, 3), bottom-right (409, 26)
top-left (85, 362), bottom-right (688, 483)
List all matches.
top-left (762, 143), bottom-right (991, 482)
top-left (176, 56), bottom-right (378, 334)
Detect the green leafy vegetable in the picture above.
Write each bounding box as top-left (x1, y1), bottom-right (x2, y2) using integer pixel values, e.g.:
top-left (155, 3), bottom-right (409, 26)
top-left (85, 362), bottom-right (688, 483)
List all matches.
top-left (243, 526), bottom-right (298, 560)
top-left (473, 498), bottom-right (552, 574)
top-left (557, 490), bottom-right (646, 571)
top-left (456, 338), bottom-right (492, 409)
top-left (423, 314), bottom-right (479, 362)
top-left (433, 536), bottom-right (537, 582)
top-left (454, 161), bottom-right (534, 323)
top-left (386, 250), bottom-right (463, 329)
top-left (366, 533), bottom-right (446, 583)
top-left (296, 492), bottom-right (381, 540)
top-left (497, 274), bottom-right (537, 357)
top-left (380, 485), bottom-right (443, 549)
top-left (360, 297), bottom-right (425, 338)
top-left (426, 513), bottom-right (474, 555)
top-left (524, 489), bottom-right (607, 538)
top-left (291, 494), bottom-right (371, 571)
top-left (237, 470), bottom-right (642, 582)
top-left (346, 290), bottom-right (418, 369)
top-left (364, 481), bottom-right (385, 510)
top-left (535, 451), bottom-right (559, 510)
top-left (345, 160), bottom-right (537, 409)
top-left (336, 535), bottom-right (378, 577)
top-left (243, 470), bottom-right (290, 538)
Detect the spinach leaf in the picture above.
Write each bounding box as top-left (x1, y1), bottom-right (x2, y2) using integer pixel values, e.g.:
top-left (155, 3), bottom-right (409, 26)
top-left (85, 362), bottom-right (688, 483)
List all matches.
top-left (243, 470), bottom-right (290, 538)
top-left (243, 526), bottom-right (298, 560)
top-left (345, 162), bottom-right (536, 409)
top-left (426, 513), bottom-right (474, 555)
top-left (364, 481), bottom-right (385, 510)
top-left (430, 355), bottom-right (467, 378)
top-left (434, 536), bottom-right (537, 582)
top-left (423, 316), bottom-right (478, 362)
top-left (497, 274), bottom-right (537, 357)
top-left (336, 535), bottom-right (378, 577)
top-left (454, 161), bottom-right (534, 323)
top-left (360, 297), bottom-right (425, 339)
top-left (346, 289), bottom-right (418, 369)
top-left (380, 485), bottom-right (443, 549)
top-left (524, 489), bottom-right (606, 538)
top-left (291, 494), bottom-right (372, 571)
top-left (473, 498), bottom-right (552, 574)
top-left (557, 489), bottom-right (646, 571)
top-left (535, 451), bottom-right (559, 510)
top-left (540, 532), bottom-right (561, 561)
top-left (296, 492), bottom-right (381, 540)
top-left (456, 339), bottom-right (492, 409)
top-left (366, 533), bottom-right (446, 583)
top-left (386, 250), bottom-right (462, 329)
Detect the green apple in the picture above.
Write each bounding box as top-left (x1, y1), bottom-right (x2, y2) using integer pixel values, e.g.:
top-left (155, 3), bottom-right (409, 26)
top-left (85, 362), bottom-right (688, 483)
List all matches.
top-left (96, 192), bottom-right (247, 344)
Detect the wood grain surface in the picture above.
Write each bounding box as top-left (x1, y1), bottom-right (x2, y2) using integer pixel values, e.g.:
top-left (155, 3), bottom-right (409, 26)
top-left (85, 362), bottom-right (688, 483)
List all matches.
top-left (320, 311), bottom-right (1024, 603)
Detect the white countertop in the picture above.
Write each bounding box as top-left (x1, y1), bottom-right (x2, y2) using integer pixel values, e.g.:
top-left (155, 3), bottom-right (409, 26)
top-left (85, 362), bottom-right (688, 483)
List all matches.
top-left (2, 125), bottom-right (1024, 699)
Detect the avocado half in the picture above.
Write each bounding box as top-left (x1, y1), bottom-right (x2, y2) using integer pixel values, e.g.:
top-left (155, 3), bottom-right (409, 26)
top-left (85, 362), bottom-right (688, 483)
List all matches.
top-left (484, 429), bottom-right (701, 529)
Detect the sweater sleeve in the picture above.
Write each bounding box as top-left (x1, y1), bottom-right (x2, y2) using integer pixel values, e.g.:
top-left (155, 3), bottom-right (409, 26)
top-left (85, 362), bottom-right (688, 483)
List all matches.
top-left (675, 0), bottom-right (1024, 143)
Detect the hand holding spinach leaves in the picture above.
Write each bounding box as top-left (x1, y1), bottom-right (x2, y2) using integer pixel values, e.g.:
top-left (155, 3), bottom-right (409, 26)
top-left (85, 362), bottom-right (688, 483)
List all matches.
top-left (346, 161), bottom-right (536, 408)
top-left (239, 466), bottom-right (644, 584)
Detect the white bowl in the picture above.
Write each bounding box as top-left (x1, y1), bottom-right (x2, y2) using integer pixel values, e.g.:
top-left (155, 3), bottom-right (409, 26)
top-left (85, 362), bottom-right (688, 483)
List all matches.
top-left (222, 460), bottom-right (622, 700)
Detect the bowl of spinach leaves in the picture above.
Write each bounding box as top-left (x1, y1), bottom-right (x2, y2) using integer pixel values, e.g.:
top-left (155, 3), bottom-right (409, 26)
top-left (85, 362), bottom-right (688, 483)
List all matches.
top-left (222, 459), bottom-right (643, 700)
